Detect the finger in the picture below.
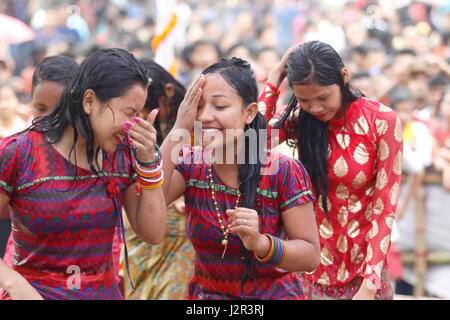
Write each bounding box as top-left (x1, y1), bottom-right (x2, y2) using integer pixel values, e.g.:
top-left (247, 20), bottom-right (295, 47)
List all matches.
top-left (129, 119), bottom-right (157, 139)
top-left (228, 225), bottom-right (253, 234)
top-left (146, 108), bottom-right (160, 126)
top-left (186, 74), bottom-right (205, 100)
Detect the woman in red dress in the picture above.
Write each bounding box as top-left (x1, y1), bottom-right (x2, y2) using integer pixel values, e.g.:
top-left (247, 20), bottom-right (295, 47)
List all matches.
top-left (260, 41), bottom-right (403, 299)
top-left (0, 48), bottom-right (167, 300)
top-left (161, 57), bottom-right (320, 299)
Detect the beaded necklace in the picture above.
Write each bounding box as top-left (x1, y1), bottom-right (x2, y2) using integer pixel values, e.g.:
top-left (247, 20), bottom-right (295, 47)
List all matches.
top-left (207, 165), bottom-right (241, 259)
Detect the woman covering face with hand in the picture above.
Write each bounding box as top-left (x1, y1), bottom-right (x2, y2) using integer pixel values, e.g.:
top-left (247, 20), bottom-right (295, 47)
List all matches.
top-left (0, 48), bottom-right (167, 300)
top-left (161, 57), bottom-right (320, 300)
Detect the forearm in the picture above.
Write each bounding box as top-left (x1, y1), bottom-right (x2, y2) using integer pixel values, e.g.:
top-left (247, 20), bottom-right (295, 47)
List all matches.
top-left (134, 187), bottom-right (167, 244)
top-left (161, 128), bottom-right (188, 201)
top-left (254, 235), bottom-right (320, 273)
top-left (0, 258), bottom-right (43, 300)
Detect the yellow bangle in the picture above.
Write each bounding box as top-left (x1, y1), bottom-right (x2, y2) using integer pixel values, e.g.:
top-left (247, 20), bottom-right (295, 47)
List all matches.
top-left (139, 179), bottom-right (164, 190)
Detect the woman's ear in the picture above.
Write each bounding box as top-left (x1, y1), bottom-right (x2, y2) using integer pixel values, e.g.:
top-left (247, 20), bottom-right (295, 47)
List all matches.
top-left (245, 102), bottom-right (259, 125)
top-left (164, 83), bottom-right (175, 99)
top-left (82, 89), bottom-right (96, 115)
top-left (342, 67), bottom-right (350, 85)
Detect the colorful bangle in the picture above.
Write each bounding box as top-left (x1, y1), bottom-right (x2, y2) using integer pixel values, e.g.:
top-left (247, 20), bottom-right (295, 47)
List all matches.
top-left (139, 178), bottom-right (164, 190)
top-left (255, 234), bottom-right (274, 263)
top-left (133, 144), bottom-right (161, 167)
top-left (254, 234), bottom-right (285, 265)
top-left (135, 161), bottom-right (163, 178)
top-left (265, 81), bottom-right (280, 95)
top-left (138, 171), bottom-right (164, 184)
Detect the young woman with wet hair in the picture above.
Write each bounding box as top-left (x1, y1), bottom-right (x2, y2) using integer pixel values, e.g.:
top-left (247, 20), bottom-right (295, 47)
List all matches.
top-left (120, 59), bottom-right (195, 300)
top-left (160, 57), bottom-right (320, 300)
top-left (261, 40), bottom-right (403, 299)
top-left (2, 55), bottom-right (79, 267)
top-left (30, 55), bottom-right (79, 119)
top-left (0, 48), bottom-right (166, 300)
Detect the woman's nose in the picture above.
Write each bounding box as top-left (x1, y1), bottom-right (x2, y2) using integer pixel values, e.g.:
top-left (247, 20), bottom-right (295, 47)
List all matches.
top-left (197, 105), bottom-right (215, 122)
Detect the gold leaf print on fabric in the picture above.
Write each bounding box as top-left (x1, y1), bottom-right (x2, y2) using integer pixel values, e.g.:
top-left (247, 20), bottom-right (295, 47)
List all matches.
top-left (319, 218), bottom-right (334, 239)
top-left (393, 151), bottom-right (403, 175)
top-left (337, 234), bottom-right (348, 253)
top-left (336, 184), bottom-right (349, 200)
top-left (380, 235), bottom-right (390, 255)
top-left (352, 171), bottom-right (367, 189)
top-left (367, 220), bottom-right (379, 240)
top-left (328, 144), bottom-right (331, 159)
top-left (386, 216), bottom-right (395, 230)
top-left (321, 247), bottom-right (334, 266)
top-left (348, 195), bottom-right (362, 213)
top-left (347, 220), bottom-right (360, 238)
top-left (377, 139), bottom-right (390, 161)
top-left (373, 198), bottom-right (384, 215)
top-left (366, 244), bottom-right (373, 261)
top-left (264, 85), bottom-right (275, 96)
top-left (337, 206), bottom-right (348, 227)
top-left (337, 261), bottom-right (349, 282)
top-left (318, 195), bottom-right (332, 212)
top-left (354, 143), bottom-right (369, 165)
top-left (375, 168), bottom-right (388, 190)
top-left (318, 272), bottom-right (330, 285)
top-left (365, 203), bottom-right (373, 221)
top-left (351, 244), bottom-right (364, 264)
top-left (336, 133), bottom-right (350, 149)
top-left (394, 117), bottom-right (402, 142)
top-left (354, 116), bottom-right (369, 135)
top-left (376, 119), bottom-right (389, 136)
top-left (365, 185), bottom-right (375, 197)
top-left (390, 183), bottom-right (400, 206)
top-left (333, 156), bottom-right (348, 177)
top-left (379, 104), bottom-right (393, 113)
top-left (258, 101), bottom-right (267, 114)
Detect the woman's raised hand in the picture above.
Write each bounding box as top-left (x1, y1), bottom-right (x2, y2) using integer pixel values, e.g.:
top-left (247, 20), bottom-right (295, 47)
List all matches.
top-left (267, 45), bottom-right (298, 88)
top-left (174, 74), bottom-right (206, 132)
top-left (124, 108), bottom-right (159, 164)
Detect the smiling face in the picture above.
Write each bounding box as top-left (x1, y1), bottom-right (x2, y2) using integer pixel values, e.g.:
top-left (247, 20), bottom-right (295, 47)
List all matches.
top-left (31, 81), bottom-right (65, 119)
top-left (196, 73), bottom-right (257, 153)
top-left (291, 81), bottom-right (344, 122)
top-left (84, 83), bottom-right (147, 153)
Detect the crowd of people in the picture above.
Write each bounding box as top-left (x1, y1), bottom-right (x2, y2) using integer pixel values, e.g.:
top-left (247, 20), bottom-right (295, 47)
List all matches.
top-left (0, 0), bottom-right (449, 299)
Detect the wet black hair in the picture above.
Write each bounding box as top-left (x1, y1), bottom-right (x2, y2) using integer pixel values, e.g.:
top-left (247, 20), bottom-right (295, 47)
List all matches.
top-left (201, 57), bottom-right (267, 296)
top-left (139, 58), bottom-right (186, 143)
top-left (31, 48), bottom-right (149, 176)
top-left (31, 55), bottom-right (79, 95)
top-left (273, 41), bottom-right (362, 214)
top-left (202, 57), bottom-right (266, 209)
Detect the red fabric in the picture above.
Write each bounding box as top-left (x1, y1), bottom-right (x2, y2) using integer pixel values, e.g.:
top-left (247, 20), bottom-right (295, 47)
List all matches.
top-left (260, 83), bottom-right (403, 289)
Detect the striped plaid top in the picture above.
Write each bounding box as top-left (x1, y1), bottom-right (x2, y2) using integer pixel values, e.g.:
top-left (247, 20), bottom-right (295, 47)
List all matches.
top-left (176, 145), bottom-right (315, 300)
top-left (0, 130), bottom-right (135, 300)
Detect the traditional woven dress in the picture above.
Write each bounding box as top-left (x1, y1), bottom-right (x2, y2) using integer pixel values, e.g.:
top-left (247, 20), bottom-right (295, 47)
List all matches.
top-left (0, 130), bottom-right (135, 300)
top-left (176, 145), bottom-right (315, 299)
top-left (260, 82), bottom-right (403, 299)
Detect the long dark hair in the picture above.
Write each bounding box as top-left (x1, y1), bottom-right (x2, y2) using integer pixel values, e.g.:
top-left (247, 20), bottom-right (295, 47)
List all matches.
top-left (274, 41), bottom-right (362, 214)
top-left (202, 58), bottom-right (267, 296)
top-left (31, 48), bottom-right (149, 176)
top-left (202, 57), bottom-right (267, 209)
top-left (139, 58), bottom-right (186, 143)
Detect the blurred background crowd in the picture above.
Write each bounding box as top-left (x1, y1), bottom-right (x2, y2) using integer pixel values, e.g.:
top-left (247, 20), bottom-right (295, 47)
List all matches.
top-left (0, 0), bottom-right (449, 299)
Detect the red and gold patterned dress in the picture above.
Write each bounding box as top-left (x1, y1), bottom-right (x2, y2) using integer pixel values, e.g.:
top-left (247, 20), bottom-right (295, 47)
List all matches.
top-left (260, 82), bottom-right (403, 299)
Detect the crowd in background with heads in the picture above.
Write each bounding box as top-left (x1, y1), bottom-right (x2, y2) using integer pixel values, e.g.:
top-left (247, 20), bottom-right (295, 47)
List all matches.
top-left (0, 0), bottom-right (450, 299)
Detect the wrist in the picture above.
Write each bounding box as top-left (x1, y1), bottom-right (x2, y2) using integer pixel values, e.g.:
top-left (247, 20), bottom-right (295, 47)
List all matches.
top-left (254, 233), bottom-right (271, 258)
